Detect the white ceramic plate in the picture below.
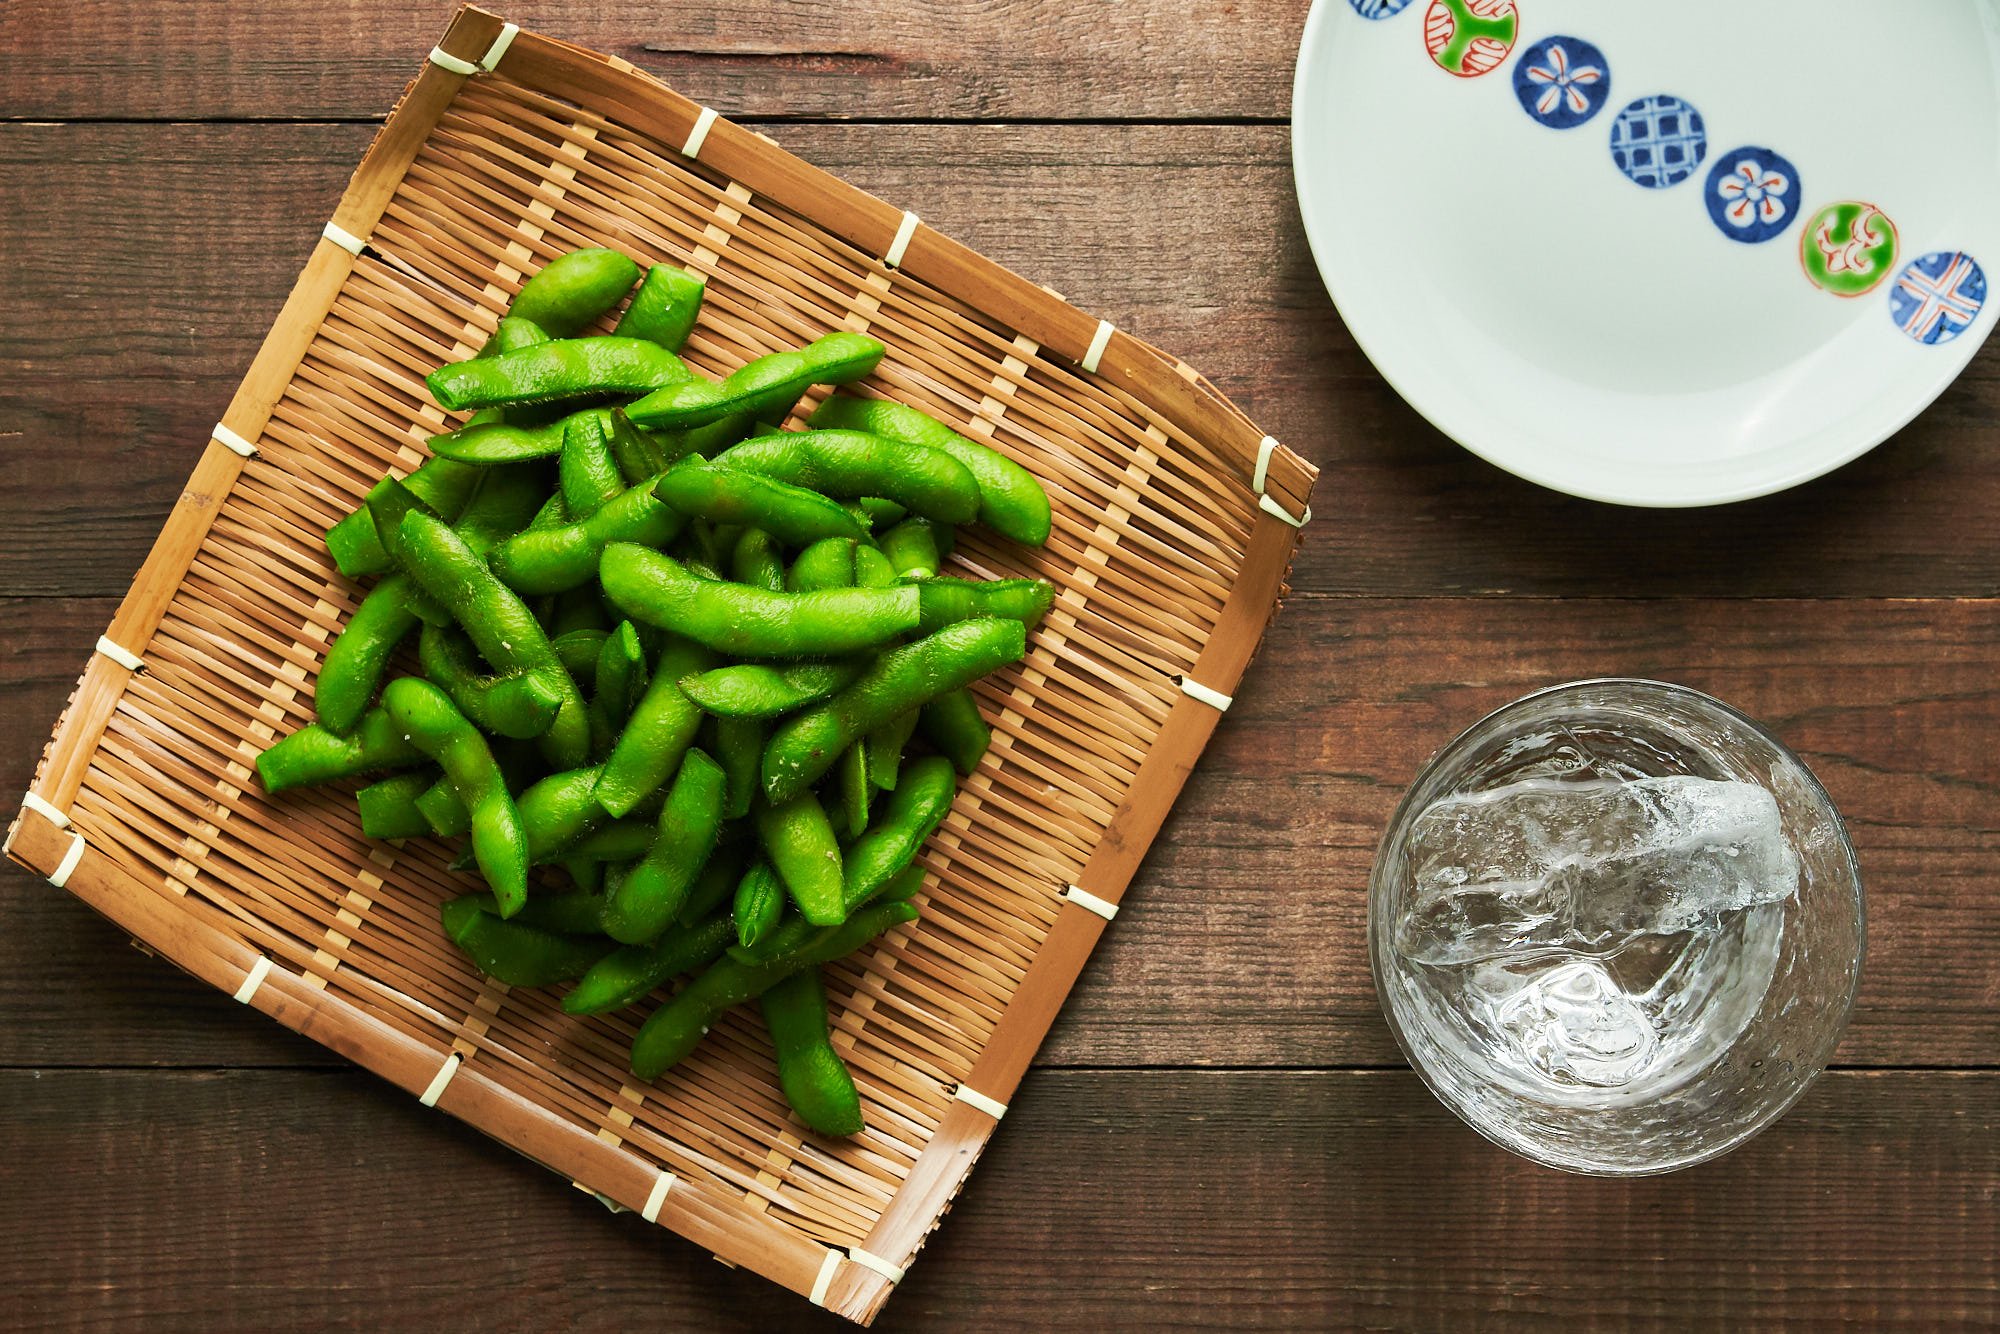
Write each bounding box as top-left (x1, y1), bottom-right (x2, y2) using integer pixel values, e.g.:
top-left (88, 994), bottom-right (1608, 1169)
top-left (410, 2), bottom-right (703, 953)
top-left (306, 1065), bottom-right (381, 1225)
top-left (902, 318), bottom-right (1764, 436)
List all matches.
top-left (1293, 0), bottom-right (2000, 506)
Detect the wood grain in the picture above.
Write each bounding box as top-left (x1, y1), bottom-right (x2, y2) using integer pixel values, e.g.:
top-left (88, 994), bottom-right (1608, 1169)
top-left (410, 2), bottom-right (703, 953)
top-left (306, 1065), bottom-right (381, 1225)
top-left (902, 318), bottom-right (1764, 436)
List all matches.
top-left (7, 122), bottom-right (1999, 601)
top-left (2, 1068), bottom-right (1991, 1331)
top-left (0, 1), bottom-right (1305, 123)
top-left (9, 596), bottom-right (1996, 1070)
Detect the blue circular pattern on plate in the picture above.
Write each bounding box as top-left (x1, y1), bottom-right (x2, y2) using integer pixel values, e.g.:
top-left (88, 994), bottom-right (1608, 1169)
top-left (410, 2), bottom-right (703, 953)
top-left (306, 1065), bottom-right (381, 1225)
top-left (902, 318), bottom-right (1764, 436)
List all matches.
top-left (1348, 0), bottom-right (1417, 16)
top-left (1889, 251), bottom-right (1988, 345)
top-left (1512, 36), bottom-right (1611, 129)
top-left (1704, 146), bottom-right (1803, 243)
top-left (1608, 95), bottom-right (1707, 188)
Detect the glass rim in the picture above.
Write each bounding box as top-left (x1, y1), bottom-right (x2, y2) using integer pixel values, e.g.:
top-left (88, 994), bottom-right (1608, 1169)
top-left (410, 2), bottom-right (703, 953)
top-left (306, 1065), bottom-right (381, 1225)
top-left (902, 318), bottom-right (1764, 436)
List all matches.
top-left (1367, 676), bottom-right (1867, 1177)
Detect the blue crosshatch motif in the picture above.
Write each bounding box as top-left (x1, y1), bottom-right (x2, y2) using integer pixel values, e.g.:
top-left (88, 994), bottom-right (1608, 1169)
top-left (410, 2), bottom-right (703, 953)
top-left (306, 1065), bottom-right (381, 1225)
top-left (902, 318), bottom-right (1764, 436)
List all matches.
top-left (1609, 95), bottom-right (1707, 188)
top-left (1889, 251), bottom-right (1987, 346)
top-left (1348, 0), bottom-right (1418, 17)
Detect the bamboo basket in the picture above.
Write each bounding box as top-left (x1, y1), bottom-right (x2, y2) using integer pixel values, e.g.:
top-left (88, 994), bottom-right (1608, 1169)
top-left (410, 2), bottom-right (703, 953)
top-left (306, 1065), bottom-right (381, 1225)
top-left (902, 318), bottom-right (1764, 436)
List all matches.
top-left (5, 9), bottom-right (1314, 1323)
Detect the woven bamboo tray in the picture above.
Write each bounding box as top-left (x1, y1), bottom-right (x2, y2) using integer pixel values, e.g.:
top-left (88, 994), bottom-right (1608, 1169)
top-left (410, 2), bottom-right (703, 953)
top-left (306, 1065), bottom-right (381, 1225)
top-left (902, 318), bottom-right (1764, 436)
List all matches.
top-left (5, 8), bottom-right (1314, 1323)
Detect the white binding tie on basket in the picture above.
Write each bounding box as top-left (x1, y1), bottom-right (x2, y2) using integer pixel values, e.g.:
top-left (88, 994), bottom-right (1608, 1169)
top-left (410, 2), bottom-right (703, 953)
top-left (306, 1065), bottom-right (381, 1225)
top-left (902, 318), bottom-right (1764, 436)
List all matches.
top-left (681, 106), bottom-right (719, 160)
top-left (809, 1248), bottom-right (843, 1306)
top-left (233, 956), bottom-right (273, 1005)
top-left (48, 831), bottom-right (88, 890)
top-left (427, 45), bottom-right (480, 76)
top-left (479, 22), bottom-right (519, 70)
top-left (212, 423), bottom-right (257, 458)
top-left (321, 221), bottom-right (366, 256)
top-left (1251, 434), bottom-right (1311, 528)
top-left (884, 211), bottom-right (920, 270)
top-left (1081, 319), bottom-right (1115, 374)
top-left (420, 1052), bottom-right (462, 1107)
top-left (848, 1248), bottom-right (906, 1284)
top-left (1064, 884), bottom-right (1118, 921)
top-left (641, 1169), bottom-right (676, 1224)
top-left (953, 1083), bottom-right (1008, 1120)
top-left (1176, 675), bottom-right (1232, 712)
top-left (95, 636), bottom-right (144, 672)
top-left (22, 792), bottom-right (70, 830)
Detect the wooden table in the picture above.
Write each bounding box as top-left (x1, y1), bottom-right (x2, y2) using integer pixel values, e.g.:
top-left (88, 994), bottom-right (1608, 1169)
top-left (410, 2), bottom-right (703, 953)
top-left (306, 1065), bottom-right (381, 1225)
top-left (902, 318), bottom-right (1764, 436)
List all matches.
top-left (4, 4), bottom-right (1995, 1328)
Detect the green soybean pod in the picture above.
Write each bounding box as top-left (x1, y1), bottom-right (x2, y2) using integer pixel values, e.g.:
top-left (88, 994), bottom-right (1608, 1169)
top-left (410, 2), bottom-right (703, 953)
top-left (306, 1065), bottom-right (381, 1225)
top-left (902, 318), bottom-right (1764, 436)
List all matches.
top-left (396, 509), bottom-right (591, 770)
top-left (489, 470), bottom-right (690, 595)
top-left (355, 770), bottom-right (438, 840)
top-left (809, 393), bottom-right (1052, 546)
top-left (762, 617), bottom-right (1027, 803)
top-left (256, 707), bottom-right (424, 793)
top-left (854, 497), bottom-right (908, 530)
top-left (561, 857), bottom-right (604, 896)
top-left (602, 749), bottom-right (727, 944)
top-left (786, 537), bottom-right (858, 593)
top-left (587, 620), bottom-right (648, 757)
top-left (525, 490), bottom-right (569, 533)
top-left (600, 544), bottom-right (919, 659)
top-left (625, 332), bottom-right (885, 430)
top-left (326, 456), bottom-right (484, 577)
top-left (506, 248), bottom-right (641, 336)
top-left (628, 896), bottom-right (918, 1080)
top-left (417, 775), bottom-right (470, 837)
top-left (877, 517), bottom-right (947, 580)
top-left (713, 714), bottom-right (767, 821)
top-left (457, 890), bottom-right (608, 935)
top-left (864, 710), bottom-right (919, 792)
top-left (606, 408), bottom-right (669, 485)
top-left (836, 742), bottom-right (872, 837)
top-left (915, 577), bottom-right (1054, 633)
top-left (678, 661), bottom-right (864, 719)
top-left (559, 410), bottom-right (625, 519)
top-left (714, 429), bottom-right (980, 526)
top-left (440, 898), bottom-right (613, 988)
top-left (732, 861), bottom-right (786, 952)
top-left (382, 677), bottom-right (529, 916)
top-left (653, 462), bottom-right (867, 547)
top-left (515, 764), bottom-right (611, 863)
top-left (841, 755), bottom-right (955, 913)
top-left (561, 819), bottom-right (657, 864)
top-left (426, 413), bottom-right (573, 465)
top-left (613, 264), bottom-right (706, 351)
top-left (920, 688), bottom-right (991, 776)
top-left (853, 544), bottom-right (897, 589)
top-left (730, 527), bottom-right (786, 592)
top-left (417, 623), bottom-right (564, 740)
top-left (677, 838), bottom-right (748, 927)
top-left (315, 575), bottom-right (424, 735)
top-left (427, 337), bottom-right (691, 413)
top-left (549, 585), bottom-right (610, 639)
top-left (761, 969), bottom-right (864, 1137)
top-left (594, 636), bottom-right (713, 818)
top-left (561, 912), bottom-right (735, 1016)
top-left (550, 628), bottom-right (607, 684)
top-left (756, 791), bottom-right (845, 926)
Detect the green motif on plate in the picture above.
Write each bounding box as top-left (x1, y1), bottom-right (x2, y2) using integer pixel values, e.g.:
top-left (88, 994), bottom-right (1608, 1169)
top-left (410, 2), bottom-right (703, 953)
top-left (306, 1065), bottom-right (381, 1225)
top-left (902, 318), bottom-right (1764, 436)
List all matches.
top-left (1801, 201), bottom-right (1899, 298)
top-left (1424, 0), bottom-right (1519, 78)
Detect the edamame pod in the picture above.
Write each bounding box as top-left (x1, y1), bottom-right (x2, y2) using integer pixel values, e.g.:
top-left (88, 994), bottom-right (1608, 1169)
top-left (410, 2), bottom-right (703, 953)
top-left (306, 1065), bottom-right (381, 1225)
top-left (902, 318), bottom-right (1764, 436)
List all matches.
top-left (756, 791), bottom-right (845, 926)
top-left (625, 332), bottom-right (885, 430)
top-left (382, 677), bottom-right (528, 916)
top-left (355, 770), bottom-right (438, 840)
top-left (842, 755), bottom-right (955, 913)
top-left (678, 661), bottom-right (863, 719)
top-left (786, 537), bottom-right (859, 593)
top-left (417, 774), bottom-right (470, 837)
top-left (561, 912), bottom-right (735, 1016)
top-left (600, 545), bottom-right (919, 659)
top-left (762, 618), bottom-right (1027, 803)
top-left (730, 527), bottom-right (786, 592)
top-left (326, 456), bottom-right (483, 578)
top-left (417, 623), bottom-right (564, 740)
top-left (809, 393), bottom-right (1052, 545)
top-left (488, 463), bottom-right (691, 596)
top-left (315, 575), bottom-right (424, 735)
top-left (507, 247), bottom-right (641, 336)
top-left (914, 577), bottom-right (1055, 633)
top-left (558, 410), bottom-right (625, 519)
top-left (920, 688), bottom-right (991, 775)
top-left (256, 707), bottom-right (424, 792)
top-left (653, 463), bottom-right (866, 547)
top-left (606, 408), bottom-right (668, 485)
top-left (426, 414), bottom-right (572, 465)
top-left (458, 890), bottom-right (609, 936)
top-left (732, 861), bottom-right (786, 952)
top-left (428, 336), bottom-right (693, 412)
top-left (603, 749), bottom-right (727, 944)
top-left (612, 264), bottom-right (705, 351)
top-left (713, 715), bottom-right (767, 821)
top-left (877, 517), bottom-right (948, 580)
top-left (397, 509), bottom-right (591, 769)
top-left (440, 899), bottom-right (613, 988)
top-left (761, 969), bottom-right (864, 1137)
top-left (864, 709), bottom-right (919, 791)
top-left (715, 429), bottom-right (980, 526)
top-left (594, 636), bottom-right (713, 818)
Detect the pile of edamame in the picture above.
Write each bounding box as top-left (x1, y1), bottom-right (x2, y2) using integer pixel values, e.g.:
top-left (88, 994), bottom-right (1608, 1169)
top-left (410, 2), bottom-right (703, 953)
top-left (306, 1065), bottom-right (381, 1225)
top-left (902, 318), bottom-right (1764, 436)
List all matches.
top-left (258, 248), bottom-right (1055, 1136)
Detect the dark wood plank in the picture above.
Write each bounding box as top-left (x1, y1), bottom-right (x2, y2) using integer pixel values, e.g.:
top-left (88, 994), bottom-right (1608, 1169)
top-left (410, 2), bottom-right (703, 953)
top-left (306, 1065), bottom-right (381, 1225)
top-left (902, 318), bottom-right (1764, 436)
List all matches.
top-left (2, 1068), bottom-right (1992, 1330)
top-left (8, 596), bottom-right (1995, 1069)
top-left (0, 1), bottom-right (1305, 123)
top-left (8, 121), bottom-right (2000, 600)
